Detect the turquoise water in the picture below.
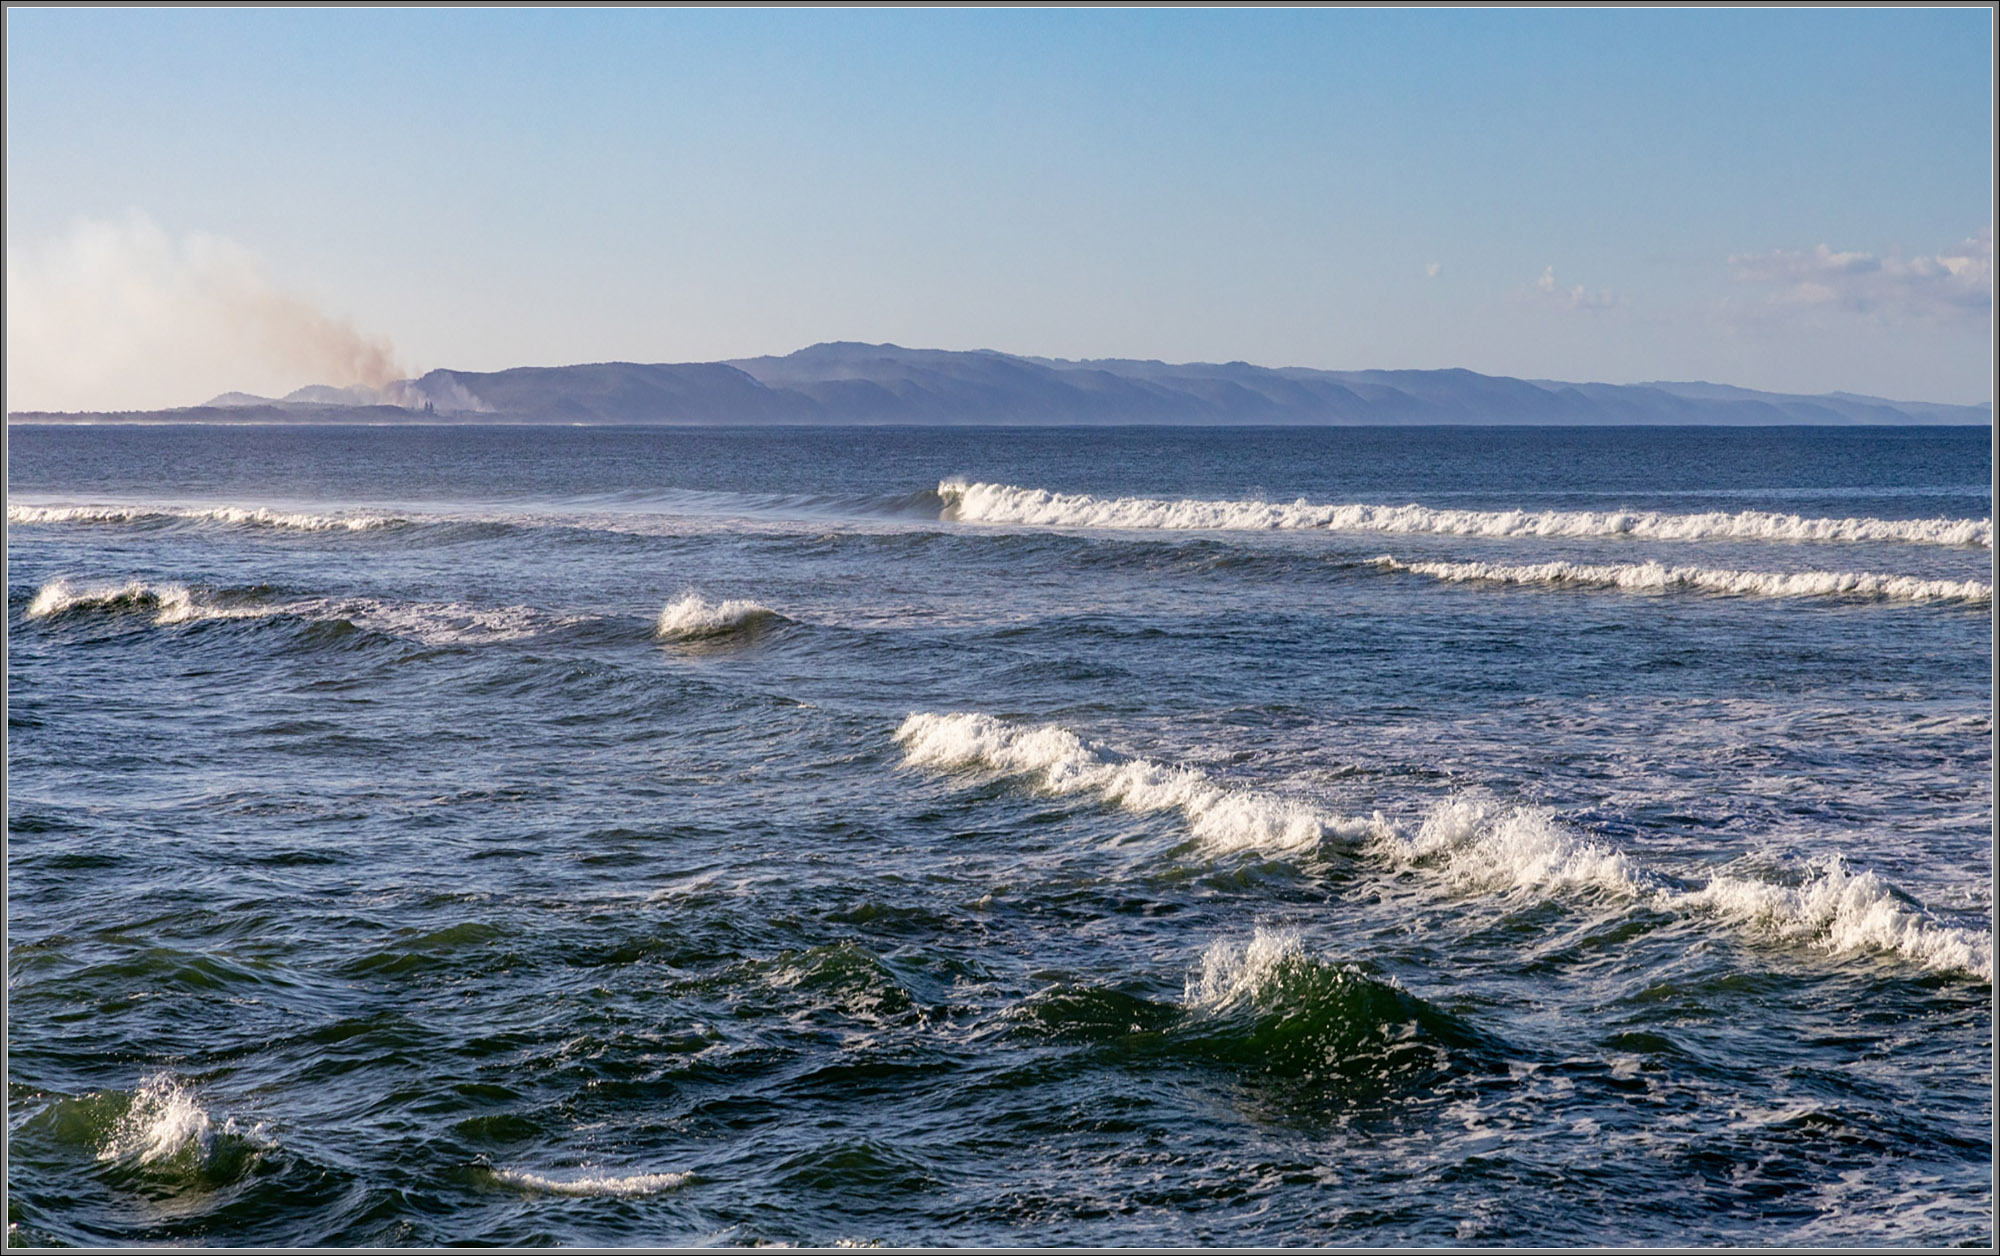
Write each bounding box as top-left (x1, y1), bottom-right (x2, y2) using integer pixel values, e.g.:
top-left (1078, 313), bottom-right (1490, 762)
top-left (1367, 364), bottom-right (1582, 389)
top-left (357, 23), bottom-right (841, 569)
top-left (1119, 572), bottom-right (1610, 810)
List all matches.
top-left (7, 424), bottom-right (1992, 1246)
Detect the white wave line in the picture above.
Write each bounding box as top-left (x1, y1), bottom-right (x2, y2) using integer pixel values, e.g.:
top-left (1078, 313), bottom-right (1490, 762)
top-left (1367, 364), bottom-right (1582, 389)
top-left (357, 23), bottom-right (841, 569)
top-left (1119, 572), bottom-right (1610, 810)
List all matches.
top-left (23, 577), bottom-right (575, 643)
top-left (893, 711), bottom-right (1389, 855)
top-left (8, 503), bottom-right (400, 532)
top-left (1371, 556), bottom-right (1991, 603)
top-left (488, 1167), bottom-right (691, 1197)
top-left (938, 479), bottom-right (1993, 548)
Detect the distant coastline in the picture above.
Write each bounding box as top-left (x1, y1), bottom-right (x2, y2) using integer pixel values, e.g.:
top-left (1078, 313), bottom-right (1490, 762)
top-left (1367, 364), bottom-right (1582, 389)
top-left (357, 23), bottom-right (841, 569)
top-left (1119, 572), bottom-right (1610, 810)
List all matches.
top-left (9, 342), bottom-right (1991, 426)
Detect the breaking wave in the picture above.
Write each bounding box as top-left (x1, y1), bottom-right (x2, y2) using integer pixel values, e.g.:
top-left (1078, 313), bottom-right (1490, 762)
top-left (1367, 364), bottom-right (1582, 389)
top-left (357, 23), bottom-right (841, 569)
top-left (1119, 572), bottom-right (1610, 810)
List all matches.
top-left (938, 479), bottom-right (1993, 548)
top-left (24, 576), bottom-right (579, 644)
top-left (895, 714), bottom-right (1989, 980)
top-left (894, 711), bottom-right (1388, 855)
top-left (96, 1075), bottom-right (269, 1180)
top-left (654, 592), bottom-right (786, 641)
top-left (1380, 797), bottom-right (1989, 979)
top-left (487, 1167), bottom-right (691, 1197)
top-left (1176, 928), bottom-right (1491, 1080)
top-left (29, 577), bottom-right (228, 625)
top-left (1013, 928), bottom-right (1490, 1084)
top-left (1372, 557), bottom-right (1992, 604)
top-left (1667, 859), bottom-right (1994, 983)
top-left (9, 502), bottom-right (402, 532)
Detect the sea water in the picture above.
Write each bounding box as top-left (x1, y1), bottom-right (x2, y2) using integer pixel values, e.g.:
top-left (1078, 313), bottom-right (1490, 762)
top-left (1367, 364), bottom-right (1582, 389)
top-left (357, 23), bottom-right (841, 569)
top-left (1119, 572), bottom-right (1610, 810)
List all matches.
top-left (5, 424), bottom-right (1992, 1246)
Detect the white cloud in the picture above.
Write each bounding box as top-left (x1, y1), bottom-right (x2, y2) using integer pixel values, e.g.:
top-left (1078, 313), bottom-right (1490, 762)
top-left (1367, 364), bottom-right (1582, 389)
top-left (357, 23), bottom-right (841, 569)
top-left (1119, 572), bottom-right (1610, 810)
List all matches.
top-left (6, 210), bottom-right (407, 412)
top-left (1525, 265), bottom-right (1621, 311)
top-left (1727, 229), bottom-right (1992, 323)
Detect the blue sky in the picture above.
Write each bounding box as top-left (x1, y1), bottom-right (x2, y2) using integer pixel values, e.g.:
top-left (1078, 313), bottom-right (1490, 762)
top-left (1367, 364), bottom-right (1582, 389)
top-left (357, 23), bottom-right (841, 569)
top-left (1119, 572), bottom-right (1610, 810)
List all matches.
top-left (6, 7), bottom-right (1993, 410)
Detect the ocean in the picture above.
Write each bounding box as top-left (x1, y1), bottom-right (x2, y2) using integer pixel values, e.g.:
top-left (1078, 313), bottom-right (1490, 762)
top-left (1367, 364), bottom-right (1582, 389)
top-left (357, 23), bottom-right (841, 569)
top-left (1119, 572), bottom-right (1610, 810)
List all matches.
top-left (5, 423), bottom-right (1992, 1247)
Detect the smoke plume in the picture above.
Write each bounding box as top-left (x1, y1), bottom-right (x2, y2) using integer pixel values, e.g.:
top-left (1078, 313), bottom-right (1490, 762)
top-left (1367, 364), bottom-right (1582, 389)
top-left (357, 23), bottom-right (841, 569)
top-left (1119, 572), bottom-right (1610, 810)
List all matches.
top-left (6, 210), bottom-right (408, 412)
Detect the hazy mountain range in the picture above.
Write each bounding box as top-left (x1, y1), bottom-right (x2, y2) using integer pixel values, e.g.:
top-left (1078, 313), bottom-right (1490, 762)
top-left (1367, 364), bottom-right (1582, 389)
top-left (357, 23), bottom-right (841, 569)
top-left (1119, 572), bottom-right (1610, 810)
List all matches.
top-left (11, 342), bottom-right (1992, 425)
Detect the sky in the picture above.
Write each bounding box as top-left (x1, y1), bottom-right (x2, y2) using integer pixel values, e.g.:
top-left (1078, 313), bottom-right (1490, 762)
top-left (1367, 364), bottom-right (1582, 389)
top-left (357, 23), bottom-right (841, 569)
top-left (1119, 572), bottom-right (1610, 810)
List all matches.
top-left (5, 7), bottom-right (1994, 411)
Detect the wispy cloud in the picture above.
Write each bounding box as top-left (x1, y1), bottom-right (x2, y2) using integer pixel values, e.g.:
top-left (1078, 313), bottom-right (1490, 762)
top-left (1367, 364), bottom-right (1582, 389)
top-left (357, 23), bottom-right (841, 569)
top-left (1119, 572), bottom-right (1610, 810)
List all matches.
top-left (1524, 265), bottom-right (1622, 311)
top-left (1726, 229), bottom-right (1992, 323)
top-left (5, 210), bottom-right (407, 412)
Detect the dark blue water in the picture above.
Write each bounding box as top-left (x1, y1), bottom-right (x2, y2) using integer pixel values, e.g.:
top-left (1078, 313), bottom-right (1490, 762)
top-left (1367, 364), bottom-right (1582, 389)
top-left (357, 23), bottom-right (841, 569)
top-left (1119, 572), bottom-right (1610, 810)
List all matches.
top-left (7, 424), bottom-right (1992, 1246)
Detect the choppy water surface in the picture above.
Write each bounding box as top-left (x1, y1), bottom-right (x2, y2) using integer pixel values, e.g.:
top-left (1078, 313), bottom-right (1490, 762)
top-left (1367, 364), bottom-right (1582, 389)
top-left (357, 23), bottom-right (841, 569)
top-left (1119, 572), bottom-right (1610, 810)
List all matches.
top-left (7, 424), bottom-right (1992, 1246)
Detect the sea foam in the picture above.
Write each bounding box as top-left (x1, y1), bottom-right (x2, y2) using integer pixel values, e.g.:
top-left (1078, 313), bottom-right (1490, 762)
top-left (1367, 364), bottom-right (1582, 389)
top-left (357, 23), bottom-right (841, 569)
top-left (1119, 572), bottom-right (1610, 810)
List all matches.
top-left (894, 711), bottom-right (1388, 855)
top-left (939, 479), bottom-right (1993, 548)
top-left (1372, 556), bottom-right (1992, 604)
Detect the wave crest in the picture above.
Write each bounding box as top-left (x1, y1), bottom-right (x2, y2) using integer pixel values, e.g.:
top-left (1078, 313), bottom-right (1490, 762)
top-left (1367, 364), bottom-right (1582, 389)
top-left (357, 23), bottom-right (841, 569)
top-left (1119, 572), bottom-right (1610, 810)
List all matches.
top-left (96, 1075), bottom-right (269, 1182)
top-left (894, 711), bottom-right (1387, 855)
top-left (28, 578), bottom-right (204, 624)
top-left (1179, 928), bottom-right (1490, 1079)
top-left (655, 592), bottom-right (784, 641)
top-left (1373, 556), bottom-right (1992, 604)
top-left (938, 479), bottom-right (1992, 548)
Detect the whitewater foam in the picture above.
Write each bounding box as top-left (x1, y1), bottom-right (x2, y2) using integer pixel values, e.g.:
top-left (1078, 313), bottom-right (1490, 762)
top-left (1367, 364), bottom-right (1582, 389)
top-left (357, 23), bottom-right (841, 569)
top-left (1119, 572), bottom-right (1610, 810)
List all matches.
top-left (96, 1075), bottom-right (264, 1169)
top-left (1381, 796), bottom-right (1649, 897)
top-left (938, 479), bottom-right (1993, 548)
top-left (655, 592), bottom-right (781, 641)
top-left (1185, 927), bottom-right (1319, 1012)
top-left (9, 503), bottom-right (401, 532)
top-left (1372, 556), bottom-right (1992, 604)
top-left (1667, 859), bottom-right (1994, 982)
top-left (344, 599), bottom-right (580, 645)
top-left (489, 1167), bottom-right (691, 1197)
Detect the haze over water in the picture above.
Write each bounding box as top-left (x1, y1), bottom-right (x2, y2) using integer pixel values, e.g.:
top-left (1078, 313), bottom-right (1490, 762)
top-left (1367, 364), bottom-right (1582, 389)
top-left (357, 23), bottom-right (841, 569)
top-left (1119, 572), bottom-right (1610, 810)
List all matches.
top-left (5, 423), bottom-right (1991, 1246)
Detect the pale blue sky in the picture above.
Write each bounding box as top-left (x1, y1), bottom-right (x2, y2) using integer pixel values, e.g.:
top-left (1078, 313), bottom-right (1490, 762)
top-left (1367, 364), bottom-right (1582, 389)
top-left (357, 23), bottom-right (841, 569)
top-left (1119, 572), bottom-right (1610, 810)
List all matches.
top-left (6, 7), bottom-right (1993, 410)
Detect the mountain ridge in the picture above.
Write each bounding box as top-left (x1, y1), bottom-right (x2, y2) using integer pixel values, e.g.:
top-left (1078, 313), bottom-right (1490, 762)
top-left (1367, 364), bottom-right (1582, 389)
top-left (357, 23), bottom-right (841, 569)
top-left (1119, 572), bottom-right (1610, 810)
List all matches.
top-left (10, 342), bottom-right (1991, 425)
